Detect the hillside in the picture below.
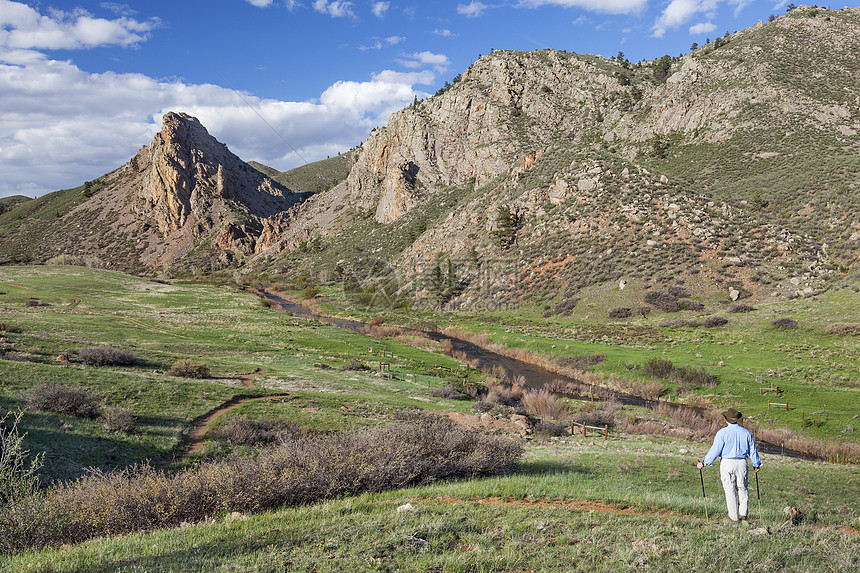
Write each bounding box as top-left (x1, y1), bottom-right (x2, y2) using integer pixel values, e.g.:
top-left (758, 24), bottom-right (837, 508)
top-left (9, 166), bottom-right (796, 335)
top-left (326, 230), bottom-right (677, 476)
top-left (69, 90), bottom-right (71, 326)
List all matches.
top-left (0, 265), bottom-right (857, 568)
top-left (250, 151), bottom-right (357, 195)
top-left (250, 6), bottom-right (859, 309)
top-left (0, 113), bottom-right (303, 274)
top-left (0, 8), bottom-right (857, 307)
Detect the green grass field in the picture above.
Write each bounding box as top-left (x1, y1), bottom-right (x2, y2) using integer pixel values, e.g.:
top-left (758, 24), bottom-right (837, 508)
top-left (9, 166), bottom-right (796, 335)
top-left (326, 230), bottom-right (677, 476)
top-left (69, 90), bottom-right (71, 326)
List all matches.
top-left (3, 436), bottom-right (858, 572)
top-left (1, 266), bottom-right (857, 571)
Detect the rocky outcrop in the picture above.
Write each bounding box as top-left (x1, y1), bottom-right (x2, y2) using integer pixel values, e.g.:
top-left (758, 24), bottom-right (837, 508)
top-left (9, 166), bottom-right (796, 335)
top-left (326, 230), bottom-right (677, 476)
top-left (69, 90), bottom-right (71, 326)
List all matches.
top-left (251, 7), bottom-right (858, 303)
top-left (55, 112), bottom-right (301, 270)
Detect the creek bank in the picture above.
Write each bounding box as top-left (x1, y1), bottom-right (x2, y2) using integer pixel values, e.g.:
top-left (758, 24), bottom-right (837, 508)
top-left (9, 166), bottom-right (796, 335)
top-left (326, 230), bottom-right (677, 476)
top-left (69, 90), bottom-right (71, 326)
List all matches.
top-left (258, 289), bottom-right (822, 462)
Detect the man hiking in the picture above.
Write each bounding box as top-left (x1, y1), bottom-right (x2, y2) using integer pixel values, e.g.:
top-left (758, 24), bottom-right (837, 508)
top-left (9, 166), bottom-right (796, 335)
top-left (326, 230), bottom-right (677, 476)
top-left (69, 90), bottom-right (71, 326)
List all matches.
top-left (697, 408), bottom-right (761, 522)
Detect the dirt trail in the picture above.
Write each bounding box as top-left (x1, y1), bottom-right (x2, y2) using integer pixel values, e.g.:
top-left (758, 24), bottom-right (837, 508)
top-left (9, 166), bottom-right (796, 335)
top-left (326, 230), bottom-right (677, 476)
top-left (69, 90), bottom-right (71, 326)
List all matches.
top-left (238, 369), bottom-right (261, 388)
top-left (5, 282), bottom-right (34, 290)
top-left (173, 393), bottom-right (293, 461)
top-left (391, 497), bottom-right (859, 534)
top-left (399, 496), bottom-right (685, 519)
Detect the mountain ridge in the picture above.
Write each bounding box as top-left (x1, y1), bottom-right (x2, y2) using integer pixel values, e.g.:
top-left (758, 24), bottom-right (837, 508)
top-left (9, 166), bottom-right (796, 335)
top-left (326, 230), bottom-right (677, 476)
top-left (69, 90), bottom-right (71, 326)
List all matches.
top-left (1, 6), bottom-right (857, 305)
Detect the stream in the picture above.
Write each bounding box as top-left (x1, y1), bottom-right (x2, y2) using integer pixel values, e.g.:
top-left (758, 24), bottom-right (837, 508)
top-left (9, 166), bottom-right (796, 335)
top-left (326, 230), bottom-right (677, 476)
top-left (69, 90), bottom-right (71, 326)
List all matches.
top-left (260, 290), bottom-right (820, 462)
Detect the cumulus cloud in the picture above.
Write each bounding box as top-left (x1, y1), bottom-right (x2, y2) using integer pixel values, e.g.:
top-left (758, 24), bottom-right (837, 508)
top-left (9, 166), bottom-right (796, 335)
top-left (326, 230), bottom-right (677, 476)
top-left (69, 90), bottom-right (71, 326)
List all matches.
top-left (0, 0), bottom-right (157, 50)
top-left (457, 2), bottom-right (488, 18)
top-left (372, 1), bottom-right (390, 18)
top-left (0, 2), bottom-right (440, 197)
top-left (396, 51), bottom-right (450, 74)
top-left (433, 28), bottom-right (456, 37)
top-left (312, 0), bottom-right (355, 18)
top-left (651, 0), bottom-right (729, 38)
top-left (517, 0), bottom-right (647, 15)
top-left (244, 0), bottom-right (275, 7)
top-left (689, 20), bottom-right (717, 34)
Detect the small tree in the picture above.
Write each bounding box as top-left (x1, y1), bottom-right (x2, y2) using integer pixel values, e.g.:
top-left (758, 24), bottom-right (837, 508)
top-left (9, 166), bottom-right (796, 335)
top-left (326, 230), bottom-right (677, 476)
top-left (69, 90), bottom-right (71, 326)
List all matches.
top-left (491, 205), bottom-right (521, 249)
top-left (690, 42), bottom-right (698, 51)
top-left (0, 410), bottom-right (43, 505)
top-left (653, 55), bottom-right (672, 83)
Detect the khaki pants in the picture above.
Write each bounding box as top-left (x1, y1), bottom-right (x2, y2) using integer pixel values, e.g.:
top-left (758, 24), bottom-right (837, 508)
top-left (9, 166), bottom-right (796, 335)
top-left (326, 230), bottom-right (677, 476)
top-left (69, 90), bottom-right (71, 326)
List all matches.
top-left (719, 458), bottom-right (749, 521)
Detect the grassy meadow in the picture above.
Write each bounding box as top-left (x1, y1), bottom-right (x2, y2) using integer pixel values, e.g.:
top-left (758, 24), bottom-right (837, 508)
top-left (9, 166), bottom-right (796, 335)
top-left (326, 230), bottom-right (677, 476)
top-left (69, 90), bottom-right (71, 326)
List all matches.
top-left (307, 277), bottom-right (860, 451)
top-left (1, 265), bottom-right (858, 571)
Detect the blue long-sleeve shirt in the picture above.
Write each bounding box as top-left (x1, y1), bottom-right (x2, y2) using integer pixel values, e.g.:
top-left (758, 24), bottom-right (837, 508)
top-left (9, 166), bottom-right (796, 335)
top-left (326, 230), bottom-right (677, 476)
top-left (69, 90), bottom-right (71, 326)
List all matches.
top-left (703, 423), bottom-right (761, 468)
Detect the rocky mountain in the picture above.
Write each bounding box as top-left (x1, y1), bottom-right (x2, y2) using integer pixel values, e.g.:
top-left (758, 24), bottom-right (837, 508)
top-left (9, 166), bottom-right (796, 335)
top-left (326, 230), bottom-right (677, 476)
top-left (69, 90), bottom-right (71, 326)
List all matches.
top-left (0, 112), bottom-right (302, 272)
top-left (250, 6), bottom-right (859, 308)
top-left (1, 7), bottom-right (857, 307)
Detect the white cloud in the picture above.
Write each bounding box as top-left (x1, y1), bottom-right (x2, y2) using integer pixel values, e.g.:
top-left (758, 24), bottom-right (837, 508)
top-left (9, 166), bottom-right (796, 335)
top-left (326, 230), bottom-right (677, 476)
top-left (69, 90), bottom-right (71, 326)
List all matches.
top-left (457, 2), bottom-right (488, 18)
top-left (312, 0), bottom-right (355, 18)
top-left (0, 0), bottom-right (157, 50)
top-left (0, 56), bottom-right (440, 198)
top-left (651, 0), bottom-right (719, 38)
top-left (397, 51), bottom-right (450, 74)
top-left (244, 0), bottom-right (275, 7)
top-left (372, 2), bottom-right (390, 18)
top-left (689, 20), bottom-right (717, 34)
top-left (433, 28), bottom-right (455, 37)
top-left (358, 35), bottom-right (405, 51)
top-left (517, 0), bottom-right (647, 15)
top-left (99, 3), bottom-right (137, 17)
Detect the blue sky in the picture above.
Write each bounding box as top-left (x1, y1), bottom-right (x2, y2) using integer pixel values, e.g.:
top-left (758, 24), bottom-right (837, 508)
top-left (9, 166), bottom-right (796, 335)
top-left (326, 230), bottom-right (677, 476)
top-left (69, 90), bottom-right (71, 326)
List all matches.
top-left (0, 0), bottom-right (842, 198)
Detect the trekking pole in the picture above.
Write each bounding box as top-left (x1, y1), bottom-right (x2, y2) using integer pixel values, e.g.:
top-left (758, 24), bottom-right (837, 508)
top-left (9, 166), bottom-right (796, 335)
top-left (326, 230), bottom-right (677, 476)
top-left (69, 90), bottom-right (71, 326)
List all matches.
top-left (755, 469), bottom-right (762, 523)
top-left (698, 460), bottom-right (709, 521)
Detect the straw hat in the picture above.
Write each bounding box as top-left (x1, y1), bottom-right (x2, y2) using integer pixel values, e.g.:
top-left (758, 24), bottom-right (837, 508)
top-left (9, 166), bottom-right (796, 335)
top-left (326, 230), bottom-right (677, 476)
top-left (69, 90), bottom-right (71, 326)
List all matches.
top-left (723, 408), bottom-right (743, 424)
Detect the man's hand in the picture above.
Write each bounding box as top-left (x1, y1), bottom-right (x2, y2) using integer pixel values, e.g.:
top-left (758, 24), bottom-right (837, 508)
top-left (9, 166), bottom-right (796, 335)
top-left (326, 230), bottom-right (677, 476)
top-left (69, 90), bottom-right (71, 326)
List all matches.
top-left (697, 461), bottom-right (704, 470)
top-left (754, 466), bottom-right (760, 473)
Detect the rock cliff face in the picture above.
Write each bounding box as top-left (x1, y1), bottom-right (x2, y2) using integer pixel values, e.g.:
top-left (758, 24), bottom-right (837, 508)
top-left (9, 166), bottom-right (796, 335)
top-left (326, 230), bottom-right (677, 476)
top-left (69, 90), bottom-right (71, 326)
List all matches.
top-left (8, 112), bottom-right (302, 272)
top-left (126, 112), bottom-right (299, 265)
top-left (255, 6), bottom-right (859, 304)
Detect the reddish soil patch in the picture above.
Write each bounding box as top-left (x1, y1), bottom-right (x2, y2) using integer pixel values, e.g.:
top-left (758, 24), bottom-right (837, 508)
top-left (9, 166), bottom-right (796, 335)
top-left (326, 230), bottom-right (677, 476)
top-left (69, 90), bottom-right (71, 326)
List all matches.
top-left (238, 369), bottom-right (262, 388)
top-left (6, 283), bottom-right (34, 290)
top-left (410, 496), bottom-right (684, 519)
top-left (445, 411), bottom-right (526, 433)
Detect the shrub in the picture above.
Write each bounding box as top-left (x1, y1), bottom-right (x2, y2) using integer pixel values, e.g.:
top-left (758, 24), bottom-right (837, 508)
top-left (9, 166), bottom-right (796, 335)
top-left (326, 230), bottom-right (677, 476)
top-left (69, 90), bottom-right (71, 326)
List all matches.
top-left (0, 350), bottom-right (27, 362)
top-left (100, 408), bottom-right (138, 434)
top-left (671, 365), bottom-right (718, 388)
top-left (521, 389), bottom-right (570, 420)
top-left (552, 297), bottom-right (579, 317)
top-left (300, 286), bottom-right (319, 299)
top-left (534, 419), bottom-right (568, 436)
top-left (79, 347), bottom-right (137, 367)
top-left (339, 358), bottom-right (369, 371)
top-left (210, 416), bottom-right (315, 447)
top-left (702, 315), bottom-right (728, 328)
top-left (23, 384), bottom-right (101, 419)
top-left (169, 359), bottom-right (211, 378)
top-left (825, 323), bottom-right (860, 336)
top-left (439, 339), bottom-right (455, 354)
top-left (728, 302), bottom-right (755, 313)
top-left (0, 323), bottom-right (22, 334)
top-left (678, 299), bottom-right (705, 311)
top-left (772, 318), bottom-right (798, 329)
top-left (0, 410), bottom-right (43, 506)
top-left (644, 290), bottom-right (680, 312)
top-left (2, 415), bottom-right (522, 553)
top-left (667, 285), bottom-right (689, 298)
top-left (430, 386), bottom-right (469, 400)
top-left (641, 357), bottom-right (675, 379)
top-left (608, 307), bottom-right (632, 319)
